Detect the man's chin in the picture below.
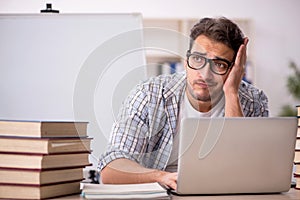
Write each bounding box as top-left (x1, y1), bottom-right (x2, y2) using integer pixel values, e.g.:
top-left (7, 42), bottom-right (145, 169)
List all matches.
top-left (192, 93), bottom-right (211, 102)
top-left (196, 97), bottom-right (212, 102)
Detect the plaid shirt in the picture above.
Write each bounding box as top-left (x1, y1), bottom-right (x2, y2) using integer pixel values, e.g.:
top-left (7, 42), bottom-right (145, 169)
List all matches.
top-left (98, 72), bottom-right (269, 171)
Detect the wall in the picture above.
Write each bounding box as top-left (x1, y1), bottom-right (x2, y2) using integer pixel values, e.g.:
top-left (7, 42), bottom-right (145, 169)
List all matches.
top-left (0, 0), bottom-right (299, 115)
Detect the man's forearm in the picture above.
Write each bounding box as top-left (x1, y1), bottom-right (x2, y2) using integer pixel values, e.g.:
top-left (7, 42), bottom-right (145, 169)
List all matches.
top-left (100, 158), bottom-right (164, 184)
top-left (224, 93), bottom-right (244, 117)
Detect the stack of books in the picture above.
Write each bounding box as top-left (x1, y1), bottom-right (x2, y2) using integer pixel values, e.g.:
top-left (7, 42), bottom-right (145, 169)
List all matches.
top-left (295, 105), bottom-right (300, 189)
top-left (0, 120), bottom-right (91, 199)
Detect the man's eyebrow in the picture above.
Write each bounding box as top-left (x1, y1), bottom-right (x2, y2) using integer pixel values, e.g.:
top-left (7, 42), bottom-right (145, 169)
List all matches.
top-left (191, 51), bottom-right (230, 61)
top-left (214, 55), bottom-right (227, 60)
top-left (214, 56), bottom-right (233, 63)
top-left (190, 51), bottom-right (206, 56)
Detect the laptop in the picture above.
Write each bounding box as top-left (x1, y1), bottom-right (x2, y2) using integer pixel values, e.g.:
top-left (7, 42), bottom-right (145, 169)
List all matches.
top-left (175, 117), bottom-right (297, 195)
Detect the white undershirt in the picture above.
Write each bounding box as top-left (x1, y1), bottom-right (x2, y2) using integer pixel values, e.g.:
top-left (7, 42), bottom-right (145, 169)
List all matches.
top-left (183, 93), bottom-right (225, 118)
top-left (165, 92), bottom-right (225, 172)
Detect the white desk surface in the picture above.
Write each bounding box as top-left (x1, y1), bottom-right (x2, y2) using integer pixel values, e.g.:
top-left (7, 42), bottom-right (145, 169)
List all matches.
top-left (54, 188), bottom-right (300, 200)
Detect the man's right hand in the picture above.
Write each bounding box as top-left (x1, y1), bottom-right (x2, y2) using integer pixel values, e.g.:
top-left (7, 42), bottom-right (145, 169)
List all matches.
top-left (156, 171), bottom-right (178, 190)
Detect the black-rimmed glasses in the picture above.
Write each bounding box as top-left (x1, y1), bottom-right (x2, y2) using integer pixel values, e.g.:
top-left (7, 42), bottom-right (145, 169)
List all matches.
top-left (186, 51), bottom-right (234, 75)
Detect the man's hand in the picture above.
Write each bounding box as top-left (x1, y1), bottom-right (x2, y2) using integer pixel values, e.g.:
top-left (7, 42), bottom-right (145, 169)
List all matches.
top-left (223, 37), bottom-right (249, 95)
top-left (156, 171), bottom-right (178, 190)
top-left (223, 37), bottom-right (249, 117)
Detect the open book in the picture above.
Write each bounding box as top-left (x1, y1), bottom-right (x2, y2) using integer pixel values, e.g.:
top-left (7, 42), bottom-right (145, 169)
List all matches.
top-left (81, 182), bottom-right (169, 199)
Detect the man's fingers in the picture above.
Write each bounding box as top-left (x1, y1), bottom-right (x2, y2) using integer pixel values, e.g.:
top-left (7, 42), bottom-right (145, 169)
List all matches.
top-left (161, 172), bottom-right (177, 190)
top-left (235, 37), bottom-right (248, 68)
top-left (169, 182), bottom-right (177, 190)
top-left (244, 37), bottom-right (249, 45)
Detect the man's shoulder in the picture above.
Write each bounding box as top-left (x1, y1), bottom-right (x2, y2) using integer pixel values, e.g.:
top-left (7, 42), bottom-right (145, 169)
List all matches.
top-left (148, 72), bottom-right (185, 83)
top-left (139, 72), bottom-right (185, 90)
top-left (239, 80), bottom-right (267, 99)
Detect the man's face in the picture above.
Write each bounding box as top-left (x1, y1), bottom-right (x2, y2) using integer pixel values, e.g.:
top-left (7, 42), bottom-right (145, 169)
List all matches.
top-left (185, 35), bottom-right (235, 105)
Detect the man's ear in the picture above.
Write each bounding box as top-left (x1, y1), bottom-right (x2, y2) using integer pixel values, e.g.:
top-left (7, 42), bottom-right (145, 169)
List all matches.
top-left (184, 59), bottom-right (188, 71)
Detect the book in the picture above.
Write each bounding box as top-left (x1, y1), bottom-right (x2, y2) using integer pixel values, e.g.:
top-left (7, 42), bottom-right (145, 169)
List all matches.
top-left (0, 180), bottom-right (81, 199)
top-left (0, 136), bottom-right (91, 154)
top-left (0, 167), bottom-right (84, 185)
top-left (295, 172), bottom-right (300, 190)
top-left (297, 138), bottom-right (300, 150)
top-left (296, 107), bottom-right (299, 137)
top-left (0, 120), bottom-right (88, 138)
top-left (0, 152), bottom-right (90, 170)
top-left (82, 182), bottom-right (169, 199)
top-left (295, 164), bottom-right (300, 176)
top-left (295, 178), bottom-right (300, 190)
top-left (295, 151), bottom-right (300, 164)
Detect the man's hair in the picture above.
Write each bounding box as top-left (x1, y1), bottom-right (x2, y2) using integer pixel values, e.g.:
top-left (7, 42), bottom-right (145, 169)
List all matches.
top-left (189, 17), bottom-right (244, 55)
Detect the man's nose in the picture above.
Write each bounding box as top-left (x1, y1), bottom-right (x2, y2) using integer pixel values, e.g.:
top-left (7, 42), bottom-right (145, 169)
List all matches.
top-left (198, 62), bottom-right (214, 80)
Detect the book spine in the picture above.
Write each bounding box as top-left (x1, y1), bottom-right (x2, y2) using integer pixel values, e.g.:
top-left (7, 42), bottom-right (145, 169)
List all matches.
top-left (296, 105), bottom-right (300, 149)
top-left (0, 151), bottom-right (92, 156)
top-left (0, 179), bottom-right (84, 187)
top-left (294, 106), bottom-right (300, 189)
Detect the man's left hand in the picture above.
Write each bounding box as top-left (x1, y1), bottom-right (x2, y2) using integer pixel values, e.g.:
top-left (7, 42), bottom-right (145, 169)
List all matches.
top-left (223, 37), bottom-right (249, 95)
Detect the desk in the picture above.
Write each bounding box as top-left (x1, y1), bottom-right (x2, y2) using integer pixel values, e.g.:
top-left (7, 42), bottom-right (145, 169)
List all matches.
top-left (54, 189), bottom-right (300, 199)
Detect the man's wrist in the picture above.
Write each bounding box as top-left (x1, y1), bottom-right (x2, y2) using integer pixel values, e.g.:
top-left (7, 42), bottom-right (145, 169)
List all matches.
top-left (224, 91), bottom-right (239, 100)
top-left (224, 91), bottom-right (244, 117)
top-left (151, 169), bottom-right (166, 182)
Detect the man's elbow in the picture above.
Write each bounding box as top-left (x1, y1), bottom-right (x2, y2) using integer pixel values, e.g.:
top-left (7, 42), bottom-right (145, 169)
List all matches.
top-left (100, 166), bottom-right (113, 184)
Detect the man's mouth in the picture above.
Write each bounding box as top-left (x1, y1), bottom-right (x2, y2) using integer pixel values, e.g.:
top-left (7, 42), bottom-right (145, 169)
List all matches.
top-left (194, 81), bottom-right (215, 89)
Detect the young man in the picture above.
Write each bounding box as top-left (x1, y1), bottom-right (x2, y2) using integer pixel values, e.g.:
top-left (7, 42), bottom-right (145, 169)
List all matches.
top-left (99, 17), bottom-right (269, 190)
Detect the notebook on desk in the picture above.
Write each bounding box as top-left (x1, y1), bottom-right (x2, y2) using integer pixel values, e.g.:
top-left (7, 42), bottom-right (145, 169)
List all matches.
top-left (174, 117), bottom-right (297, 195)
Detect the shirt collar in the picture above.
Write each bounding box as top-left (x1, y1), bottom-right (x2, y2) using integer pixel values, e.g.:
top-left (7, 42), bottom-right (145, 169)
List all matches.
top-left (162, 72), bottom-right (186, 100)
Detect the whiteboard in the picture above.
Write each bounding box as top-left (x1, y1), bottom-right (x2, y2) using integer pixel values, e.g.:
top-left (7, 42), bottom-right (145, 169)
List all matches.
top-left (0, 14), bottom-right (146, 167)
